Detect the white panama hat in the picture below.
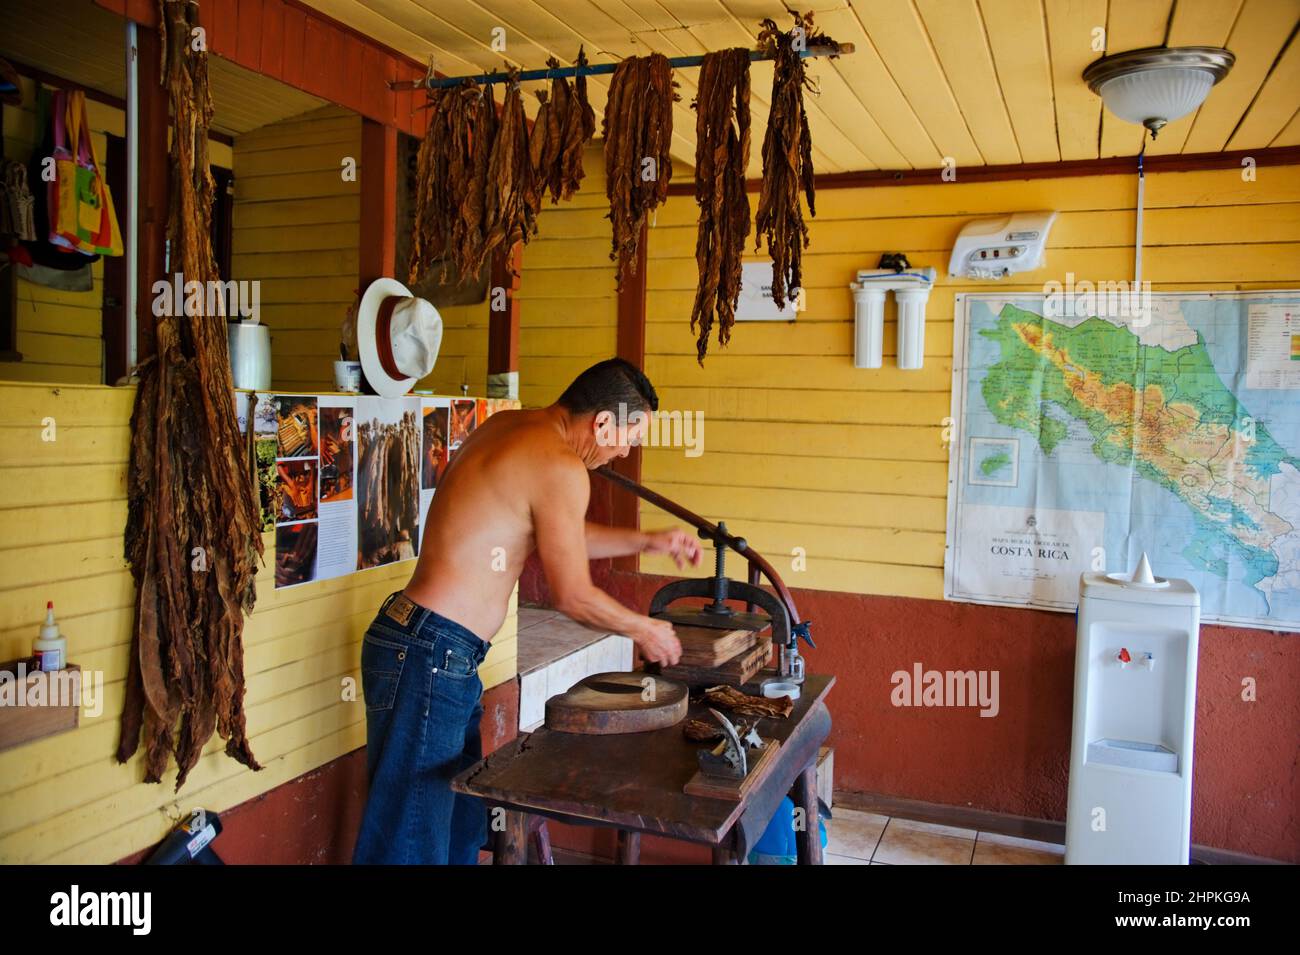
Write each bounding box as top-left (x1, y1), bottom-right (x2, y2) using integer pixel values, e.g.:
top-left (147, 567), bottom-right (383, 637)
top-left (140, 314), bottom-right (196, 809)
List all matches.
top-left (357, 277), bottom-right (444, 398)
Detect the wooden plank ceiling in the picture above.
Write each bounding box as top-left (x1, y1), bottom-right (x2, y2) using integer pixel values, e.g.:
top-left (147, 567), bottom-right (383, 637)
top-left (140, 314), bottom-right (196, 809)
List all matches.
top-left (0, 0), bottom-right (328, 136)
top-left (302, 0), bottom-right (1300, 175)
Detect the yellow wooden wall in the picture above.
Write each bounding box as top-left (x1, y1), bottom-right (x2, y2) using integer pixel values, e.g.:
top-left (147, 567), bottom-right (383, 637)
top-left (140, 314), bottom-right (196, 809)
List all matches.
top-left (0, 108), bottom-right (518, 864)
top-left (2, 77), bottom-right (116, 385)
top-left (231, 104), bottom-right (361, 394)
top-left (423, 142), bottom-right (620, 402)
top-left (0, 380), bottom-right (516, 863)
top-left (635, 162), bottom-right (1300, 597)
top-left (1, 76), bottom-right (234, 387)
top-left (513, 143), bottom-right (620, 408)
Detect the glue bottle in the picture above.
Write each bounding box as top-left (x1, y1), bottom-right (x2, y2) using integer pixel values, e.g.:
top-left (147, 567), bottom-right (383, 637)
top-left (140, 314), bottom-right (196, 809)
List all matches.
top-left (34, 601), bottom-right (67, 672)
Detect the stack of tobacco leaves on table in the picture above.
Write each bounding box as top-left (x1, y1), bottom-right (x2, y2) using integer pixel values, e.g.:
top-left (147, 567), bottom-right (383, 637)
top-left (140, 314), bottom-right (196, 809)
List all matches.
top-left (119, 0), bottom-right (263, 788)
top-left (754, 12), bottom-right (838, 309)
top-left (689, 47), bottom-right (751, 363)
top-left (603, 53), bottom-right (677, 287)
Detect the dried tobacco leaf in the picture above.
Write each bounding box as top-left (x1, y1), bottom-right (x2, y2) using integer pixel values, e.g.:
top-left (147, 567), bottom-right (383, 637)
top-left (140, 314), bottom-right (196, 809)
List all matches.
top-left (604, 53), bottom-right (677, 287)
top-left (409, 81), bottom-right (493, 286)
top-left (482, 70), bottom-right (541, 279)
top-left (529, 87), bottom-right (555, 188)
top-left (690, 48), bottom-right (751, 363)
top-left (704, 684), bottom-right (795, 719)
top-left (534, 49), bottom-right (597, 203)
top-left (754, 13), bottom-right (837, 309)
top-left (119, 0), bottom-right (264, 788)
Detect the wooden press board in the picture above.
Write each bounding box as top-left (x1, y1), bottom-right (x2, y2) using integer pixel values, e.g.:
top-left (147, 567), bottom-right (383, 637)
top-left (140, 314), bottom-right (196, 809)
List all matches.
top-left (654, 637), bottom-right (772, 687)
top-left (545, 671), bottom-right (689, 735)
top-left (674, 625), bottom-right (760, 667)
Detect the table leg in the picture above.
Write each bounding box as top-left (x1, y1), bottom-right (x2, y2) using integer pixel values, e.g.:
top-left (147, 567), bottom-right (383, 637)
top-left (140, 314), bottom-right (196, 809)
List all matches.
top-left (616, 829), bottom-right (641, 865)
top-left (793, 763), bottom-right (823, 865)
top-left (493, 810), bottom-right (530, 865)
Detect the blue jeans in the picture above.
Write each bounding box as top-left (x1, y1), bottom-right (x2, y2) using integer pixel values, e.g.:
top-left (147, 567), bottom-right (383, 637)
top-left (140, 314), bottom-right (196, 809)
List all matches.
top-left (352, 591), bottom-right (491, 865)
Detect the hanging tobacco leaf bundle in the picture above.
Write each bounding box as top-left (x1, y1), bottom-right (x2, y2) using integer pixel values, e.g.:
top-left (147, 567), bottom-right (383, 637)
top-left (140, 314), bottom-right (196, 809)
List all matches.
top-left (482, 70), bottom-right (540, 278)
top-left (604, 53), bottom-right (677, 287)
top-left (690, 48), bottom-right (751, 363)
top-left (409, 81), bottom-right (492, 285)
top-left (564, 47), bottom-right (598, 198)
top-left (119, 0), bottom-right (264, 788)
top-left (533, 49), bottom-right (597, 202)
top-left (409, 87), bottom-right (455, 281)
top-left (529, 87), bottom-right (556, 188)
top-left (465, 82), bottom-right (497, 273)
top-left (754, 13), bottom-right (837, 309)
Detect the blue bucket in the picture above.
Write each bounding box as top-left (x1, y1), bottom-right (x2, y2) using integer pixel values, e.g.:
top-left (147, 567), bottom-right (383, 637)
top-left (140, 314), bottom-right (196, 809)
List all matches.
top-left (748, 796), bottom-right (829, 865)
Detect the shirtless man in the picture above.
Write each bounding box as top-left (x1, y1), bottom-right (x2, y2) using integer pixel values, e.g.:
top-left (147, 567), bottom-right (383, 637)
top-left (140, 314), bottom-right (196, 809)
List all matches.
top-left (352, 358), bottom-right (701, 865)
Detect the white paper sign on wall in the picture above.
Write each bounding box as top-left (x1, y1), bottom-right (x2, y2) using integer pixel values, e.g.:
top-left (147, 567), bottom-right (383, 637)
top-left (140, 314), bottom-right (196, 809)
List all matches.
top-left (735, 261), bottom-right (805, 320)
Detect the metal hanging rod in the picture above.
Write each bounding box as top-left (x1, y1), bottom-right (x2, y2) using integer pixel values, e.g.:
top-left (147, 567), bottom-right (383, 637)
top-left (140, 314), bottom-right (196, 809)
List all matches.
top-left (389, 42), bottom-right (854, 91)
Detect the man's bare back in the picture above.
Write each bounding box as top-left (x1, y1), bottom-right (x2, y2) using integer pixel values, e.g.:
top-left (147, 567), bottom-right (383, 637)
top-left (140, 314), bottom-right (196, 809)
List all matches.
top-left (404, 408), bottom-right (559, 641)
top-left (402, 401), bottom-right (699, 662)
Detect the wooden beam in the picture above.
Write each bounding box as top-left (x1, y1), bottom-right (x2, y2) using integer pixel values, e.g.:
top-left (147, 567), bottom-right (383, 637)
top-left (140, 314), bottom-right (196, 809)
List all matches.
top-left (357, 119), bottom-right (396, 290)
top-left (665, 144), bottom-right (1300, 195)
top-left (487, 242), bottom-right (521, 399)
top-left (611, 223), bottom-right (648, 570)
top-left (92, 0), bottom-right (440, 137)
top-left (134, 25), bottom-right (168, 366)
top-left (4, 57), bottom-right (235, 145)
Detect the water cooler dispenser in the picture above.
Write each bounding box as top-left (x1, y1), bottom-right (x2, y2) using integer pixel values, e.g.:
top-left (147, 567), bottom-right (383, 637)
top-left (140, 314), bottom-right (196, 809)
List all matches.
top-left (1065, 555), bottom-right (1200, 864)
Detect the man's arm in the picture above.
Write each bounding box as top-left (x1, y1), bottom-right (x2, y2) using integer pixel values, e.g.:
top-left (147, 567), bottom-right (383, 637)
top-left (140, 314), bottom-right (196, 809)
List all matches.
top-left (584, 521), bottom-right (646, 559)
top-left (585, 522), bottom-right (705, 567)
top-left (533, 459), bottom-right (682, 664)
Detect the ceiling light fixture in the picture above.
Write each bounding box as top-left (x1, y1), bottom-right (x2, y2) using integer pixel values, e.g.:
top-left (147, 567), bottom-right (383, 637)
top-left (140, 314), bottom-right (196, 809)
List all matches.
top-left (1083, 46), bottom-right (1234, 139)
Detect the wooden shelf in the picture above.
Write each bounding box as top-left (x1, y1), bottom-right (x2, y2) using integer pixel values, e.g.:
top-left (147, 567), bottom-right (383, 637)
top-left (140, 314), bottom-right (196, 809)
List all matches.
top-left (0, 658), bottom-right (82, 752)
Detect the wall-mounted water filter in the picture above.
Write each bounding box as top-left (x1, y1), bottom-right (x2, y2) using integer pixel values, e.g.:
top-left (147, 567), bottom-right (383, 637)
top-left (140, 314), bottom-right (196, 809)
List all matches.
top-left (1065, 554), bottom-right (1200, 864)
top-left (948, 211), bottom-right (1057, 279)
top-left (849, 267), bottom-right (936, 370)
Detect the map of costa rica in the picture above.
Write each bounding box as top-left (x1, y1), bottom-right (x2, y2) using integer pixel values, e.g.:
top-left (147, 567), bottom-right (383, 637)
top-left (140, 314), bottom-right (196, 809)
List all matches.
top-left (945, 292), bottom-right (1300, 631)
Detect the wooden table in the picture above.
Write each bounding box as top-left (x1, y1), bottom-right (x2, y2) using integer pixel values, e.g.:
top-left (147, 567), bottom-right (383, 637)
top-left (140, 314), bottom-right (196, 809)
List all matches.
top-left (452, 673), bottom-right (835, 864)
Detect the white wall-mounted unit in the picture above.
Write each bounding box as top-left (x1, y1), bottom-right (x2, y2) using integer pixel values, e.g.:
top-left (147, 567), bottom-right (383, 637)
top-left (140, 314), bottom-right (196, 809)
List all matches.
top-left (849, 267), bottom-right (936, 370)
top-left (948, 211), bottom-right (1057, 280)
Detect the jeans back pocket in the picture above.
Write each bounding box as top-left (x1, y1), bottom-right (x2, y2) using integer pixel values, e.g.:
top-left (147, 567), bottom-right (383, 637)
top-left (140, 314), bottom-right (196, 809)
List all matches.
top-left (361, 633), bottom-right (408, 712)
top-left (438, 644), bottom-right (479, 680)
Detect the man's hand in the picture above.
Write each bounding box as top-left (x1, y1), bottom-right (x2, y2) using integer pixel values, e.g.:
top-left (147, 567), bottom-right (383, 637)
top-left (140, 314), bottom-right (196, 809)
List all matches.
top-left (635, 617), bottom-right (682, 666)
top-left (643, 527), bottom-right (704, 570)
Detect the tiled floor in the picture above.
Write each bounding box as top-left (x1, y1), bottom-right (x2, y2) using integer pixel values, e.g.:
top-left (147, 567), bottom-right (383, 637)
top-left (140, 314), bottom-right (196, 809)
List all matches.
top-left (826, 808), bottom-right (1064, 865)
top-left (518, 810), bottom-right (1065, 865)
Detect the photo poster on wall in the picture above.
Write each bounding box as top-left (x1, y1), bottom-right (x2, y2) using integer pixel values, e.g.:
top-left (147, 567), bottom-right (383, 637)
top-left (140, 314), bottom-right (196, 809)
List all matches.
top-left (415, 396), bottom-right (520, 529)
top-left (419, 396), bottom-right (451, 532)
top-left (355, 395), bottom-right (423, 573)
top-left (233, 391), bottom-right (521, 589)
top-left (242, 391), bottom-right (360, 590)
top-left (315, 396), bottom-right (358, 581)
top-left (270, 394), bottom-right (321, 588)
top-left (449, 397), bottom-right (479, 458)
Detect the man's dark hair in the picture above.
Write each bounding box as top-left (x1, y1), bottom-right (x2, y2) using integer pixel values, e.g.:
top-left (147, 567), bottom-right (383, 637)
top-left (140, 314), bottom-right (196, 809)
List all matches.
top-left (557, 358), bottom-right (659, 416)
